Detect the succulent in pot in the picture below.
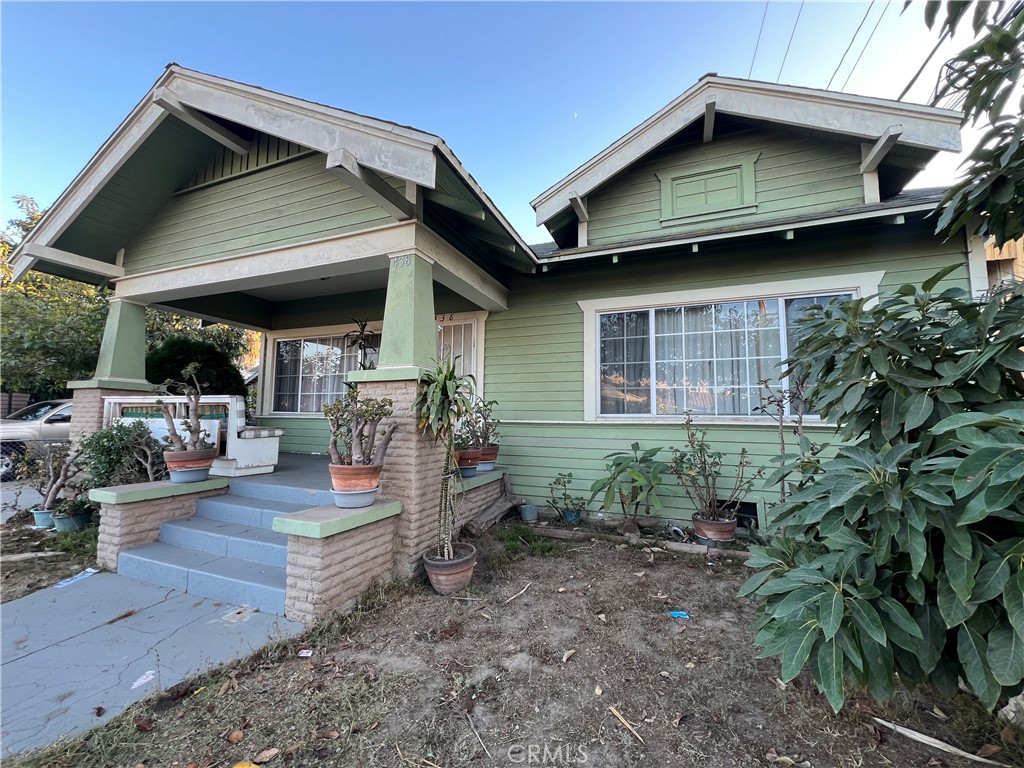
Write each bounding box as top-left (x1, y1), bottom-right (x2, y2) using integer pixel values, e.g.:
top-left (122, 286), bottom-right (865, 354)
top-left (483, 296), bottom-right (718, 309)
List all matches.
top-left (51, 496), bottom-right (97, 532)
top-left (323, 386), bottom-right (397, 508)
top-left (474, 398), bottom-right (501, 471)
top-left (18, 442), bottom-right (84, 528)
top-left (454, 422), bottom-right (482, 478)
top-left (414, 357), bottom-right (477, 594)
top-left (157, 362), bottom-right (217, 483)
top-left (668, 414), bottom-right (764, 542)
top-left (547, 472), bottom-right (589, 526)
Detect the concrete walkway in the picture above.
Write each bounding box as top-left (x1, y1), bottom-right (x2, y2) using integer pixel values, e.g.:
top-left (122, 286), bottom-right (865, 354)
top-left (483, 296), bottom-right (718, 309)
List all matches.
top-left (1, 571), bottom-right (303, 757)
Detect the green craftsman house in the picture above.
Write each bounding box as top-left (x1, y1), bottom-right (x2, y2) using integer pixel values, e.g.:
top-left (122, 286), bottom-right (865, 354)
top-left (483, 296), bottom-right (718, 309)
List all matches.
top-left (12, 66), bottom-right (978, 527)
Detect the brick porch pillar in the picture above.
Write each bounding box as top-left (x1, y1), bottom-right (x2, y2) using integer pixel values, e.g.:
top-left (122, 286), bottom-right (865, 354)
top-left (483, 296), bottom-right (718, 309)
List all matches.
top-left (349, 252), bottom-right (445, 576)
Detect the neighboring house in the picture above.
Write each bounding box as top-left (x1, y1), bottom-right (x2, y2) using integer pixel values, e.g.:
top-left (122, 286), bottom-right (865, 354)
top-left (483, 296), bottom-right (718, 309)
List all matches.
top-left (987, 237), bottom-right (1024, 289)
top-left (10, 66), bottom-right (981, 525)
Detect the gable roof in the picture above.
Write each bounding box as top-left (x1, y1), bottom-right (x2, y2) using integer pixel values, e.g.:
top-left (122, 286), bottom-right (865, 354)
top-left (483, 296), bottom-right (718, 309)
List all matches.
top-left (12, 64), bottom-right (535, 283)
top-left (530, 75), bottom-right (963, 227)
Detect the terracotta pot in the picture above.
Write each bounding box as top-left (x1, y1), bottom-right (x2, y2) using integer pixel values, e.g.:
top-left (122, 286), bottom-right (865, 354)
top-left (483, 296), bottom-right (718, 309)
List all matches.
top-left (423, 542), bottom-right (478, 595)
top-left (479, 444), bottom-right (499, 463)
top-left (456, 449), bottom-right (482, 468)
top-left (328, 462), bottom-right (383, 491)
top-left (164, 448), bottom-right (217, 483)
top-left (691, 514), bottom-right (737, 542)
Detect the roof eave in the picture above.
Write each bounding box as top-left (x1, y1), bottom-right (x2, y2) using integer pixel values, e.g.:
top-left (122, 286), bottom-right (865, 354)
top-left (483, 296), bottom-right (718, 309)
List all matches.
top-left (531, 76), bottom-right (963, 228)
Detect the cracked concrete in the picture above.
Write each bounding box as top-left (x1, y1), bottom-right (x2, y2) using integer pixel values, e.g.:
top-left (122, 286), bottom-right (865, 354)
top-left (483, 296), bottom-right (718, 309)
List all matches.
top-left (0, 571), bottom-right (303, 757)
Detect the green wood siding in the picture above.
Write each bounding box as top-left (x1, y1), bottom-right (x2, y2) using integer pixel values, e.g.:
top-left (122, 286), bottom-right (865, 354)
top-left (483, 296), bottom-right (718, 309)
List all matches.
top-left (587, 126), bottom-right (864, 246)
top-left (482, 221), bottom-right (969, 521)
top-left (123, 152), bottom-right (399, 274)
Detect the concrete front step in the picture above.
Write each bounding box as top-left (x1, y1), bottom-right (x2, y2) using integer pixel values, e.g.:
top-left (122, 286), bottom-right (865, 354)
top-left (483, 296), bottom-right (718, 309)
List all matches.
top-left (228, 475), bottom-right (335, 508)
top-left (196, 494), bottom-right (312, 529)
top-left (117, 542), bottom-right (286, 615)
top-left (160, 517), bottom-right (288, 569)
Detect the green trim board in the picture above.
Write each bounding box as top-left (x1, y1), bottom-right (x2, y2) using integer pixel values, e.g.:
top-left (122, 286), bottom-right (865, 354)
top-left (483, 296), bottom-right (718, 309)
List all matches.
top-left (89, 478), bottom-right (229, 505)
top-left (272, 500), bottom-right (402, 539)
top-left (458, 468), bottom-right (507, 492)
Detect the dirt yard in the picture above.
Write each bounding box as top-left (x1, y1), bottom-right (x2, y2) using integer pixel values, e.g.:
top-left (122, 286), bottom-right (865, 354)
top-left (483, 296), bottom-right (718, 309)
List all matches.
top-left (1, 511), bottom-right (99, 603)
top-left (12, 523), bottom-right (1022, 768)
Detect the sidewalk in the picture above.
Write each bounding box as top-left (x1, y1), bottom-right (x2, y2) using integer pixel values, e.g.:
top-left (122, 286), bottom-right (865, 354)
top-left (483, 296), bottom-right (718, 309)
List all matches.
top-left (1, 571), bottom-right (303, 757)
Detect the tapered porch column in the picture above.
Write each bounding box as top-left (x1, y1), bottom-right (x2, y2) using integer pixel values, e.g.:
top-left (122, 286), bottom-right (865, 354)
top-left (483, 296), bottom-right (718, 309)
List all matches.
top-left (68, 297), bottom-right (152, 446)
top-left (355, 252), bottom-right (437, 380)
top-left (349, 251), bottom-right (444, 577)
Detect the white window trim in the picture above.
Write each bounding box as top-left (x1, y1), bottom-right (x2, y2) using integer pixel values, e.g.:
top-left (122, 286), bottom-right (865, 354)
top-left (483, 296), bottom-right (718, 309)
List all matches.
top-left (436, 310), bottom-right (488, 397)
top-left (577, 270), bottom-right (885, 422)
top-left (258, 312), bottom-right (489, 417)
top-left (260, 321), bottom-right (383, 418)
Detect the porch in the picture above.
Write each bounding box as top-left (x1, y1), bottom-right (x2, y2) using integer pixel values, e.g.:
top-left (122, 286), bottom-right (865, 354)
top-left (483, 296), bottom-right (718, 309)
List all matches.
top-left (89, 453), bottom-right (515, 623)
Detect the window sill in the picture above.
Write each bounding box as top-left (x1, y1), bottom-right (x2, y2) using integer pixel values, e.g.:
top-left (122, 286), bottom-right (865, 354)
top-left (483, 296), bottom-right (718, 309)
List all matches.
top-left (660, 204), bottom-right (757, 227)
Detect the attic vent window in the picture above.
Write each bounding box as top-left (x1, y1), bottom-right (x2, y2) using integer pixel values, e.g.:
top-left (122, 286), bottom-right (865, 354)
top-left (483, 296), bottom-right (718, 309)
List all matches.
top-left (656, 151), bottom-right (760, 226)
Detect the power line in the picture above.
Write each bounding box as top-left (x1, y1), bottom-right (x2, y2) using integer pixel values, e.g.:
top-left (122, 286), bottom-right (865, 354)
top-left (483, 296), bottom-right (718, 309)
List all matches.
top-left (841, 0), bottom-right (892, 91)
top-left (826, 0), bottom-right (876, 90)
top-left (898, 28), bottom-right (951, 101)
top-left (748, 0), bottom-right (771, 79)
top-left (776, 0), bottom-right (805, 83)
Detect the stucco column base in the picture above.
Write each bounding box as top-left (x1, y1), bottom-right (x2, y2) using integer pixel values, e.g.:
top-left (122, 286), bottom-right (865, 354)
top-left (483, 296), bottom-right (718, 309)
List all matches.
top-left (357, 378), bottom-right (445, 578)
top-left (67, 385), bottom-right (154, 450)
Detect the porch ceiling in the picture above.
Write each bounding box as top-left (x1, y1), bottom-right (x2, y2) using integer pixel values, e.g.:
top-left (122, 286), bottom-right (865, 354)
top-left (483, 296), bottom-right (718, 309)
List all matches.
top-left (52, 116), bottom-right (222, 267)
top-left (240, 268), bottom-right (390, 301)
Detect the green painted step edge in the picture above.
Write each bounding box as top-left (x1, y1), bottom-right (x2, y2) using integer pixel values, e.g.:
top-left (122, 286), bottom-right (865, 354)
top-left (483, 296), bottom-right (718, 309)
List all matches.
top-left (88, 478), bottom-right (230, 504)
top-left (459, 468), bottom-right (507, 492)
top-left (273, 499), bottom-right (402, 539)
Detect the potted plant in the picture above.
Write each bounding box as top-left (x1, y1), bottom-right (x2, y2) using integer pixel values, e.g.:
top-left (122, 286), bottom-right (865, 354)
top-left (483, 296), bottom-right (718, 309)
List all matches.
top-left (323, 387), bottom-right (397, 508)
top-left (589, 442), bottom-right (668, 536)
top-left (546, 472), bottom-right (589, 525)
top-left (475, 398), bottom-right (501, 472)
top-left (157, 362), bottom-right (217, 483)
top-left (414, 357), bottom-right (477, 595)
top-left (454, 421), bottom-right (482, 478)
top-left (51, 496), bottom-right (96, 532)
top-left (668, 414), bottom-right (764, 542)
top-left (18, 442), bottom-right (84, 528)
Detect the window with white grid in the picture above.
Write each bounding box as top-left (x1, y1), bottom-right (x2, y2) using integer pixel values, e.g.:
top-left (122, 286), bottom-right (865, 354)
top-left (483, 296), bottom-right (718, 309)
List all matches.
top-left (598, 293), bottom-right (849, 417)
top-left (272, 334), bottom-right (379, 413)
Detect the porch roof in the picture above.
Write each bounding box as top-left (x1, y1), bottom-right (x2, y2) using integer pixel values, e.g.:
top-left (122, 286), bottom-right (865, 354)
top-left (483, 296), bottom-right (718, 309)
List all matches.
top-left (11, 65), bottom-right (536, 287)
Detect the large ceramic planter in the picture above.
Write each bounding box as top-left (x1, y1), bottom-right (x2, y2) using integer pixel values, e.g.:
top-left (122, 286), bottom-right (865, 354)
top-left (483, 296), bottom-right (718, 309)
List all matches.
top-left (691, 515), bottom-right (737, 542)
top-left (328, 462), bottom-right (383, 491)
top-left (423, 542), bottom-right (478, 595)
top-left (456, 449), bottom-right (482, 479)
top-left (53, 512), bottom-right (92, 533)
top-left (478, 444), bottom-right (499, 473)
top-left (165, 448), bottom-right (217, 483)
top-left (32, 509), bottom-right (55, 528)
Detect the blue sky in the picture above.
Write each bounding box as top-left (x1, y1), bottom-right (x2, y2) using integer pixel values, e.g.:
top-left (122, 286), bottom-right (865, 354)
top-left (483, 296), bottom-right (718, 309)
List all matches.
top-left (1, 1), bottom-right (970, 244)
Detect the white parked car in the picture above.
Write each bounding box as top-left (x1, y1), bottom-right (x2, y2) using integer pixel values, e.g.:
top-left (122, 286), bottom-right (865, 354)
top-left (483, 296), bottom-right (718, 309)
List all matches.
top-left (0, 400), bottom-right (74, 482)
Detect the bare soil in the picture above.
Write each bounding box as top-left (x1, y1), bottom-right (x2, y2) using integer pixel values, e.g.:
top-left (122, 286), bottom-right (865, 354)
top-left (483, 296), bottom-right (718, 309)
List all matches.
top-left (12, 524), bottom-right (1023, 768)
top-left (1, 512), bottom-right (98, 603)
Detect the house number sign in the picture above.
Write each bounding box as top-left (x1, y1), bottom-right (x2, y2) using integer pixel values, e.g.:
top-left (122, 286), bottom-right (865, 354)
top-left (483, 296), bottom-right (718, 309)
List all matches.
top-left (391, 254), bottom-right (413, 268)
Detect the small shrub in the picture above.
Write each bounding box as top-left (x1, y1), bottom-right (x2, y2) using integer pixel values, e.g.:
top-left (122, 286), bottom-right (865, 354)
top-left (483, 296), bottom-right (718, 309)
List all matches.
top-left (80, 420), bottom-right (166, 488)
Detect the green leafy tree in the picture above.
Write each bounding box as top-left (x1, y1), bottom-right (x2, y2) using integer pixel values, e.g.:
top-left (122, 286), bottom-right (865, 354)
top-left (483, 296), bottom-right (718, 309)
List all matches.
top-left (927, 1), bottom-right (1024, 246)
top-left (745, 266), bottom-right (1024, 711)
top-left (1, 196), bottom-right (252, 397)
top-left (1, 197), bottom-right (109, 399)
top-left (146, 336), bottom-right (246, 397)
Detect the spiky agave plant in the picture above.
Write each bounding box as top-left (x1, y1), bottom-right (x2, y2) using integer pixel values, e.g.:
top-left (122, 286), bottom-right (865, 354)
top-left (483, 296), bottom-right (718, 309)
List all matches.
top-left (414, 357), bottom-right (475, 559)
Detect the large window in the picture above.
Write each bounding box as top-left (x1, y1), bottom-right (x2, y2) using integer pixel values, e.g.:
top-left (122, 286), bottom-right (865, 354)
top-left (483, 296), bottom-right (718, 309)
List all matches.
top-left (598, 293), bottom-right (849, 417)
top-left (272, 334), bottom-right (379, 413)
top-left (268, 314), bottom-right (484, 414)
